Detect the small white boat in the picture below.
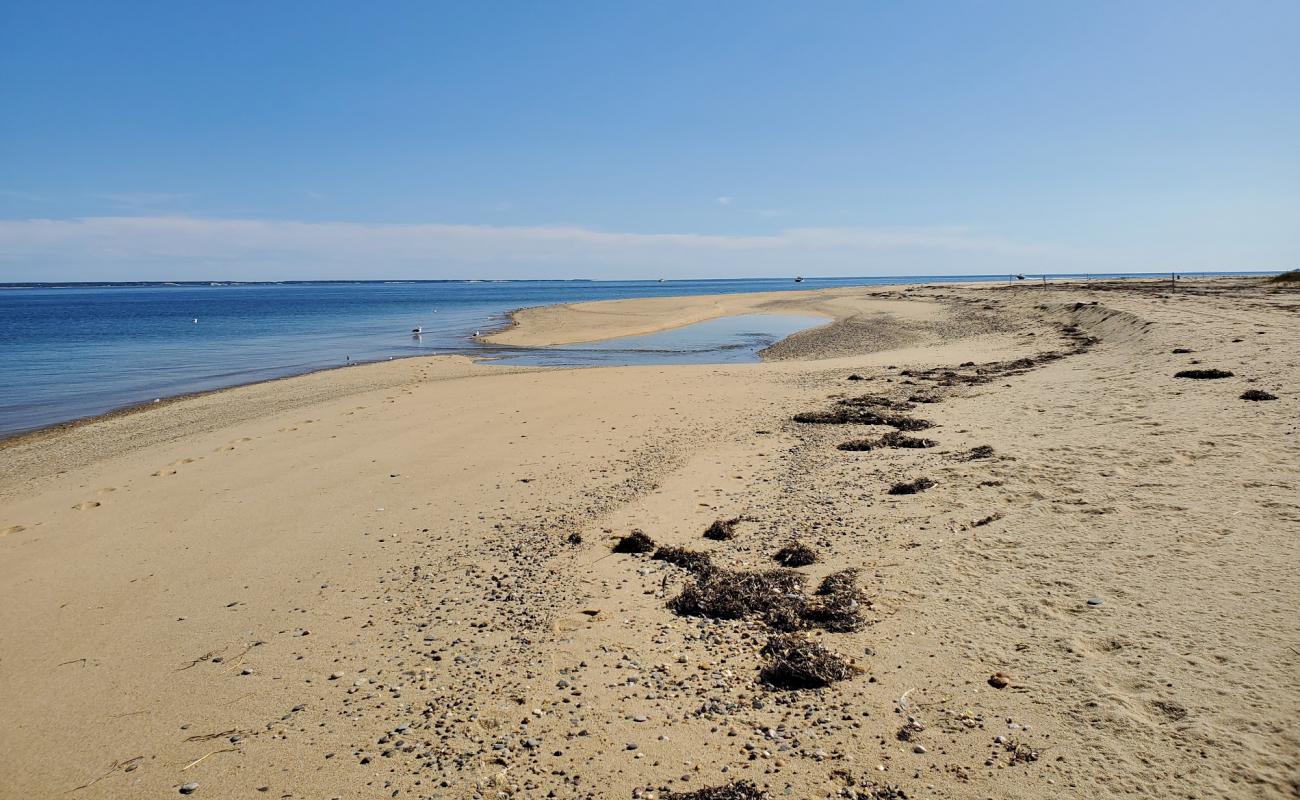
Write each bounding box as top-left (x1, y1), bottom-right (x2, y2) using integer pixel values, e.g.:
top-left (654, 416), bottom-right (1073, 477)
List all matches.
top-left (794, 276), bottom-right (804, 283)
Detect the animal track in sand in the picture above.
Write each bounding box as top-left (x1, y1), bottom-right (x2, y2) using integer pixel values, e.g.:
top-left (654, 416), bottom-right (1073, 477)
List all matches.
top-left (73, 501), bottom-right (102, 510)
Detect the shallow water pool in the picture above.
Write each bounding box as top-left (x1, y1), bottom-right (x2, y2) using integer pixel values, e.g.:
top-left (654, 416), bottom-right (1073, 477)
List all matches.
top-left (485, 313), bottom-right (828, 367)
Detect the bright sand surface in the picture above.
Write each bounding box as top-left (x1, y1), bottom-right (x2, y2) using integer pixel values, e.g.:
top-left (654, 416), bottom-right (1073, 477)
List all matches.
top-left (1, 279), bottom-right (1296, 799)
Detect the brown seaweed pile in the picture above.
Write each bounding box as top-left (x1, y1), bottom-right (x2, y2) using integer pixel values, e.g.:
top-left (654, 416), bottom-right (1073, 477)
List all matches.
top-left (1174, 368), bottom-right (1234, 379)
top-left (837, 431), bottom-right (936, 452)
top-left (793, 408), bottom-right (934, 430)
top-left (773, 542), bottom-right (818, 567)
top-left (1240, 389), bottom-right (1277, 401)
top-left (652, 545), bottom-right (715, 573)
top-left (759, 633), bottom-right (860, 689)
top-left (888, 477), bottom-right (936, 495)
top-left (703, 517), bottom-right (742, 540)
top-left (612, 529), bottom-right (655, 553)
top-left (836, 394), bottom-right (916, 412)
top-left (667, 568), bottom-right (807, 621)
top-left (663, 781), bottom-right (770, 800)
top-left (668, 565), bottom-right (868, 633)
top-left (961, 444), bottom-right (996, 460)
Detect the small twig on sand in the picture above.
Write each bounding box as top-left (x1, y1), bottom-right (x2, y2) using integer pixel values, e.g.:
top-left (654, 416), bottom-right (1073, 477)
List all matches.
top-left (181, 748), bottom-right (239, 771)
top-left (108, 710), bottom-right (148, 719)
top-left (65, 756), bottom-right (143, 793)
top-left (220, 640), bottom-right (265, 673)
top-left (184, 729), bottom-right (237, 742)
top-left (176, 650), bottom-right (220, 671)
top-left (56, 658), bottom-right (87, 668)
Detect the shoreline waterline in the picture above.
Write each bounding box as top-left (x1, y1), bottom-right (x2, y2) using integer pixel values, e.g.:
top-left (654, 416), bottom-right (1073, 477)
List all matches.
top-left (0, 273), bottom-right (1273, 439)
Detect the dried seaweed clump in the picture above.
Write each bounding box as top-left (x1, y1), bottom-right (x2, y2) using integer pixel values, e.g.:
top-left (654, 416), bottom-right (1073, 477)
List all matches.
top-left (663, 780), bottom-right (769, 800)
top-left (836, 394), bottom-right (915, 412)
top-left (816, 568), bottom-right (861, 598)
top-left (1174, 368), bottom-right (1234, 379)
top-left (703, 517), bottom-right (742, 540)
top-left (887, 416), bottom-right (935, 432)
top-left (612, 529), bottom-right (655, 554)
top-left (792, 408), bottom-right (855, 424)
top-left (668, 568), bottom-right (807, 621)
top-left (773, 542), bottom-right (818, 567)
top-left (962, 444), bottom-right (995, 461)
top-left (802, 569), bottom-right (869, 632)
top-left (837, 431), bottom-right (936, 451)
top-left (759, 633), bottom-right (859, 689)
top-left (652, 546), bottom-right (715, 574)
top-left (793, 408), bottom-right (933, 431)
top-left (1241, 389), bottom-right (1277, 401)
top-left (888, 477), bottom-right (935, 495)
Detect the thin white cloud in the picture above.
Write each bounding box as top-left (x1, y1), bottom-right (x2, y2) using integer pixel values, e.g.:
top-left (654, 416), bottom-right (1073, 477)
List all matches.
top-left (0, 215), bottom-right (1070, 281)
top-left (715, 196), bottom-right (734, 206)
top-left (94, 192), bottom-right (192, 211)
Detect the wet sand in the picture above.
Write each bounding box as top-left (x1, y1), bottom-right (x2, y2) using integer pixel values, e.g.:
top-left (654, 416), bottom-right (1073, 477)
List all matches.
top-left (0, 278), bottom-right (1296, 800)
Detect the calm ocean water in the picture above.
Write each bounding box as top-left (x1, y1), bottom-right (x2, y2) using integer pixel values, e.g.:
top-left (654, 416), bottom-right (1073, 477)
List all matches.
top-left (0, 273), bottom-right (1263, 437)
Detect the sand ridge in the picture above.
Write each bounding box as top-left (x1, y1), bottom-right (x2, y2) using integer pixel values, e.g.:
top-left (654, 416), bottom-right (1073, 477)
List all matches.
top-left (0, 279), bottom-right (1296, 799)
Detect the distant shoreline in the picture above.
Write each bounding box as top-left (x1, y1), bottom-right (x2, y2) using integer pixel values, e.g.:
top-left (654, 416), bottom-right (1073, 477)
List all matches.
top-left (0, 273), bottom-right (1277, 441)
top-left (0, 270), bottom-right (1277, 290)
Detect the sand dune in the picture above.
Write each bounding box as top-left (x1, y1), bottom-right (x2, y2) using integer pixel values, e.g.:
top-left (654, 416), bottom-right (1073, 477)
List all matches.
top-left (0, 279), bottom-right (1296, 799)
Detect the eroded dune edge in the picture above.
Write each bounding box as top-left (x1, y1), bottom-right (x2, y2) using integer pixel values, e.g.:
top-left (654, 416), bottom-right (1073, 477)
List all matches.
top-left (0, 278), bottom-right (1296, 800)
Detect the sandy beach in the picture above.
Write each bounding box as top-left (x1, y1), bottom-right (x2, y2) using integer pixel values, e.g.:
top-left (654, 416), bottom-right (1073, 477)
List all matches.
top-left (1, 278), bottom-right (1296, 800)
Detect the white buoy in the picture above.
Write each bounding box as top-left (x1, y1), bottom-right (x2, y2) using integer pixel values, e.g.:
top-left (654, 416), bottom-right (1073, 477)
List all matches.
top-left (193, 318), bottom-right (198, 324)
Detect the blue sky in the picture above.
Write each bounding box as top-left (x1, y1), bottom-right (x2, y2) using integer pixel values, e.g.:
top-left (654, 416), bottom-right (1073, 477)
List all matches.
top-left (1, 1), bottom-right (1296, 280)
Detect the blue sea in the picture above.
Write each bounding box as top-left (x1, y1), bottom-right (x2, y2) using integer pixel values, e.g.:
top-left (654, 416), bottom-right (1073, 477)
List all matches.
top-left (0, 273), bottom-right (1265, 437)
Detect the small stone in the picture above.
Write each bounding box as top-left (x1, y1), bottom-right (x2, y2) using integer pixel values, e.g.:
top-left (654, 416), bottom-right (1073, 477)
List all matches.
top-left (912, 744), bottom-right (927, 754)
top-left (988, 672), bottom-right (1011, 689)
top-left (329, 672), bottom-right (344, 680)
top-left (179, 783), bottom-right (199, 795)
top-left (633, 715), bottom-right (647, 722)
top-left (556, 679), bottom-right (570, 688)
top-left (1086, 597), bottom-right (1103, 606)
top-left (626, 743), bottom-right (639, 751)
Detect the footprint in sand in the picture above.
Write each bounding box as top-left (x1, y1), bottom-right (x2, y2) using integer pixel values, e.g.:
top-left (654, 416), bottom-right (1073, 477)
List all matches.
top-left (73, 501), bottom-right (102, 510)
top-left (2, 525), bottom-right (26, 537)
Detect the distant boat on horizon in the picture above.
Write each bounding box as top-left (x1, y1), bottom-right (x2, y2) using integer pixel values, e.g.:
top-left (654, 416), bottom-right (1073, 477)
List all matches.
top-left (794, 276), bottom-right (804, 283)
